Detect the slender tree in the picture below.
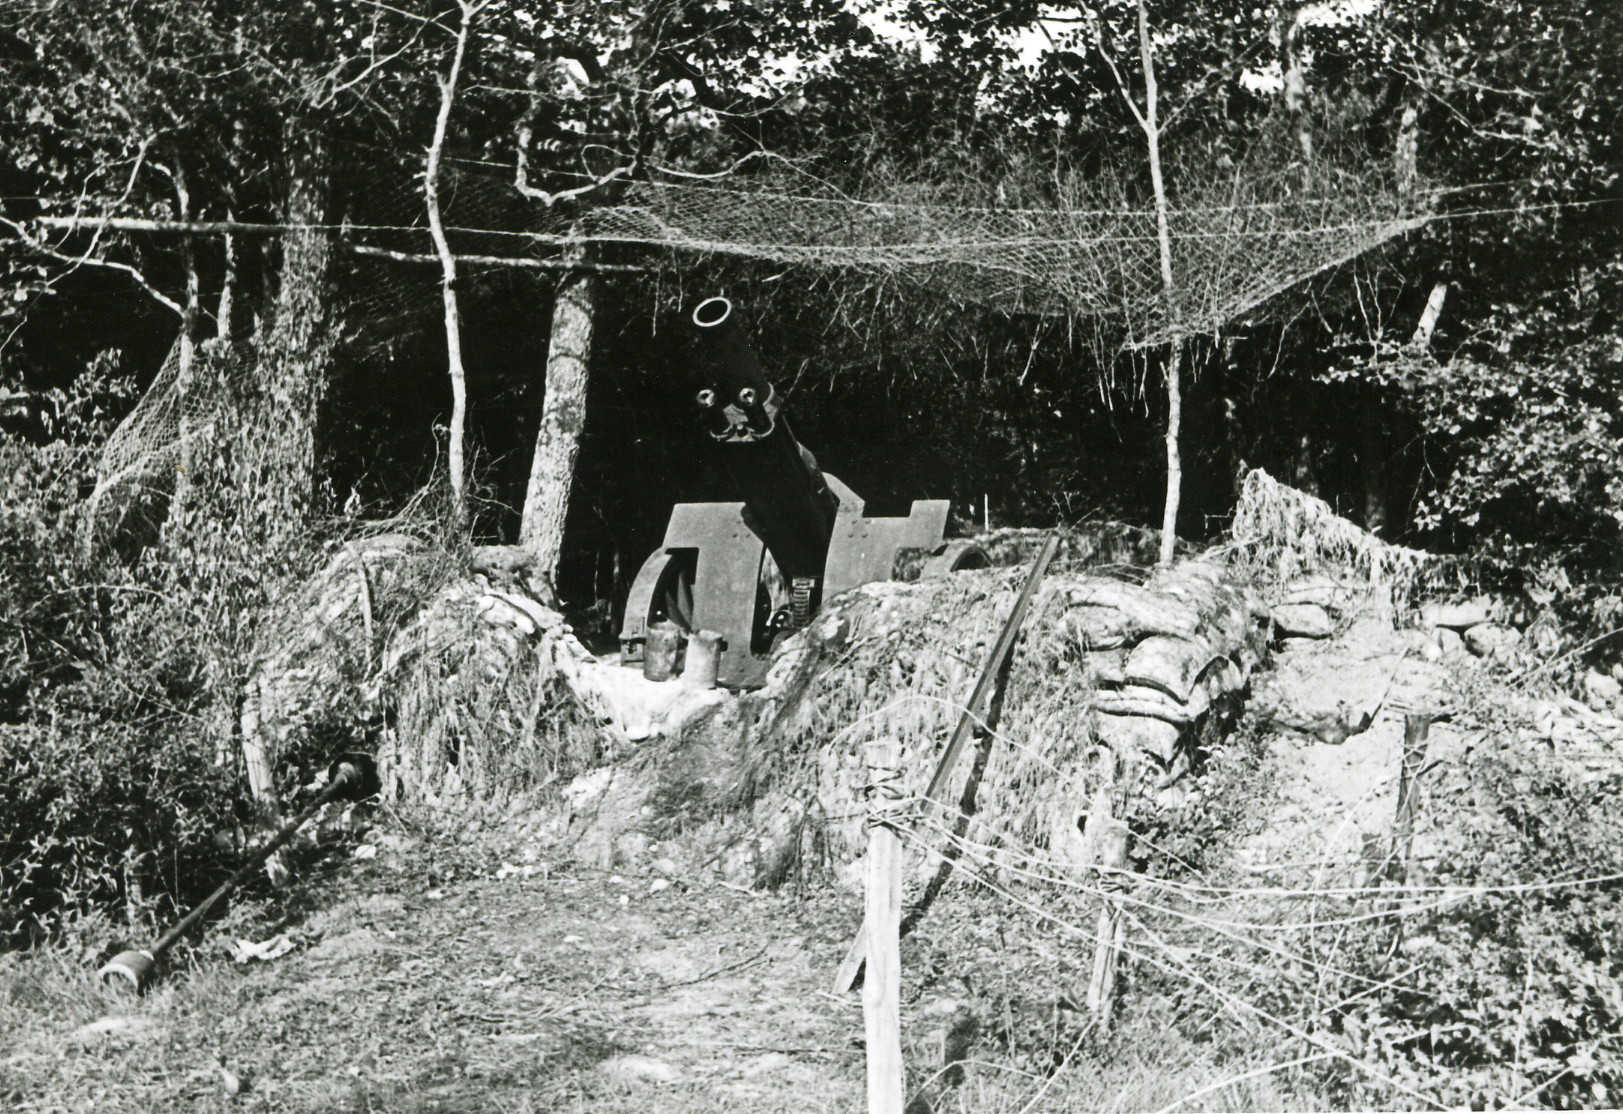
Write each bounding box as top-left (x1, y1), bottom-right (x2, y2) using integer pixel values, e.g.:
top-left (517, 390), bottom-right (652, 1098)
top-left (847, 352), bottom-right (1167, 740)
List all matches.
top-left (1081, 1), bottom-right (1186, 564)
top-left (422, 0), bottom-right (487, 524)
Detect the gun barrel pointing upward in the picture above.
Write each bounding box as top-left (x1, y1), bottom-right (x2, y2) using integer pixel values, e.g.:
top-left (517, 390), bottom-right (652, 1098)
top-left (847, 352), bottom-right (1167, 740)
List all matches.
top-left (688, 296), bottom-right (837, 582)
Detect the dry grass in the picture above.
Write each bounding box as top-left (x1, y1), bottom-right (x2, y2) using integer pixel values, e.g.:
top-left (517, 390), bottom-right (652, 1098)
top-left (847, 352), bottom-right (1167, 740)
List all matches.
top-left (373, 583), bottom-right (603, 804)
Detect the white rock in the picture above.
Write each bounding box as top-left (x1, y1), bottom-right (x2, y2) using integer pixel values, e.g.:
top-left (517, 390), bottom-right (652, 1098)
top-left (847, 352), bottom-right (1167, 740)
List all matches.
top-left (1583, 669), bottom-right (1623, 709)
top-left (1435, 627), bottom-right (1465, 657)
top-left (600, 1054), bottom-right (680, 1084)
top-left (1271, 602), bottom-right (1335, 639)
top-left (1421, 598), bottom-right (1496, 630)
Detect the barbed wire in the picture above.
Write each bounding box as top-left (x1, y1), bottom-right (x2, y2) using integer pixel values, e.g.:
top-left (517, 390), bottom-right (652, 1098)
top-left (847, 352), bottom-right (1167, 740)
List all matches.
top-left (892, 821), bottom-right (1452, 1109)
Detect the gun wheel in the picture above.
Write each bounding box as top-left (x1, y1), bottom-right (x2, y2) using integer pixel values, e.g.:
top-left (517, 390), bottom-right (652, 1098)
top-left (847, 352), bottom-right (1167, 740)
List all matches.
top-left (921, 539), bottom-right (992, 578)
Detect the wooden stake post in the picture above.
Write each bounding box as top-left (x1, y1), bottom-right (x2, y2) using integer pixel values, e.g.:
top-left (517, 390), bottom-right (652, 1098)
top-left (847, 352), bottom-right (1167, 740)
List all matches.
top-left (862, 739), bottom-right (906, 1114)
top-left (1085, 750), bottom-right (1131, 1026)
top-left (1393, 713), bottom-right (1432, 878)
top-left (1379, 713), bottom-right (1433, 956)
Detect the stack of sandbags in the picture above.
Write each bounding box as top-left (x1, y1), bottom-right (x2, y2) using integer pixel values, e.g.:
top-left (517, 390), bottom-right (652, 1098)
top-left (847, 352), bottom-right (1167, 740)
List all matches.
top-left (1070, 557), bottom-right (1269, 767)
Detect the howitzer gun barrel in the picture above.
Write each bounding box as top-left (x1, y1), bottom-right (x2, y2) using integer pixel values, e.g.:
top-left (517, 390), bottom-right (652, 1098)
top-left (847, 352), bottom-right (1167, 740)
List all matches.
top-left (691, 297), bottom-right (836, 582)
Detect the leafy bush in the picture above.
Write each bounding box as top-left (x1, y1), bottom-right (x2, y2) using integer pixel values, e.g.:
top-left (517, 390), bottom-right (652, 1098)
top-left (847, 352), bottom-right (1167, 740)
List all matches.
top-left (1338, 732), bottom-right (1623, 1109)
top-left (0, 717), bottom-right (235, 946)
top-left (1328, 270), bottom-right (1623, 565)
top-left (1126, 702), bottom-right (1277, 880)
top-left (0, 370), bottom-right (284, 944)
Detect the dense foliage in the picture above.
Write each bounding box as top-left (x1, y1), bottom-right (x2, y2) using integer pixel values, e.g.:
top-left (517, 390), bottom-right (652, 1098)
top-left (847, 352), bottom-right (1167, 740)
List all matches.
top-left (1345, 730), bottom-right (1623, 1108)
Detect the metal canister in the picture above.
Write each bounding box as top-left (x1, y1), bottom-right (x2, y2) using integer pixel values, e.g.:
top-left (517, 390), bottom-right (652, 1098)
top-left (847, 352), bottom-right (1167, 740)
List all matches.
top-left (681, 630), bottom-right (722, 688)
top-left (643, 621), bottom-right (684, 682)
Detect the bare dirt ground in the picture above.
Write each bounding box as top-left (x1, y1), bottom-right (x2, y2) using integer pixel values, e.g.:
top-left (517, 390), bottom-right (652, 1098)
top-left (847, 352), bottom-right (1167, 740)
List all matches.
top-left (2, 816), bottom-right (872, 1113)
top-left (1238, 614), bottom-right (1464, 886)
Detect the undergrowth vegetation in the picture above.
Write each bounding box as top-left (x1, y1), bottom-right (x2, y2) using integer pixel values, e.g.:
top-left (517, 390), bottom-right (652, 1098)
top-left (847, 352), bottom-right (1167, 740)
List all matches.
top-left (1, 416), bottom-right (263, 943)
top-left (1343, 727), bottom-right (1623, 1108)
top-left (0, 385), bottom-right (404, 944)
top-left (0, 398), bottom-right (597, 948)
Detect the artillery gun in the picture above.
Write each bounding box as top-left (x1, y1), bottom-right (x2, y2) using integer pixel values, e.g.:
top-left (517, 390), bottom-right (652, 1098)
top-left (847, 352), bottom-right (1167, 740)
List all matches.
top-left (619, 297), bottom-right (987, 688)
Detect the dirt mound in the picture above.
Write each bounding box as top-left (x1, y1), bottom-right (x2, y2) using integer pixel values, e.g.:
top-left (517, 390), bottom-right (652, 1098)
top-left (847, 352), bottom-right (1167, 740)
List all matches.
top-left (560, 553), bottom-right (1266, 889)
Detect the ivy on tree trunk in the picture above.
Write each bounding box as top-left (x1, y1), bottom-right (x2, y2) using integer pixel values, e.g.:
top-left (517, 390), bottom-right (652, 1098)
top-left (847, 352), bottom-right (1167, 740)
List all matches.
top-left (247, 121), bottom-right (335, 549)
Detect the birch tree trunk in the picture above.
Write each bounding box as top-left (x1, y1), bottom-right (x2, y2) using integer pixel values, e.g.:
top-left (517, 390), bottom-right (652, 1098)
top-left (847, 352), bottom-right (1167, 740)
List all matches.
top-left (1137, 0), bottom-right (1184, 567)
top-left (520, 255), bottom-right (595, 586)
top-left (1278, 1), bottom-right (1312, 164)
top-left (424, 0), bottom-right (479, 526)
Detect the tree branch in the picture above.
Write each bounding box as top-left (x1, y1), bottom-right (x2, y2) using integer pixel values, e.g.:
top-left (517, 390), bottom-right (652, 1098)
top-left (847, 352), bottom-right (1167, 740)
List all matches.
top-left (514, 162), bottom-right (632, 208)
top-left (1068, 6), bottom-right (1149, 134)
top-left (2, 216), bottom-right (181, 315)
top-left (348, 243), bottom-right (645, 273)
top-left (424, 0), bottom-right (486, 521)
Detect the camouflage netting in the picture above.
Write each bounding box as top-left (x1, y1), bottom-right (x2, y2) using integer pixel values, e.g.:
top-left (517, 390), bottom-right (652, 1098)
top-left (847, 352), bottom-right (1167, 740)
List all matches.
top-left (370, 580), bottom-right (604, 803)
top-left (561, 553), bottom-right (1268, 889)
top-left (347, 153), bottom-right (1428, 347)
top-left (241, 534), bottom-right (605, 807)
top-left (80, 338), bottom-right (256, 551)
top-left (78, 151), bottom-right (1430, 557)
top-left (1226, 467), bottom-right (1461, 606)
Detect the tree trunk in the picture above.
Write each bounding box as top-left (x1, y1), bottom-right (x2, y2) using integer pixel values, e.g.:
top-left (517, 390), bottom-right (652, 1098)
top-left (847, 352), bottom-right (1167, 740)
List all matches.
top-left (1278, 1), bottom-right (1312, 164)
top-left (1137, 0), bottom-right (1182, 567)
top-left (164, 165), bottom-right (202, 547)
top-left (251, 121), bottom-right (335, 544)
top-left (424, 3), bottom-right (474, 526)
top-left (1158, 343), bottom-right (1184, 565)
top-left (217, 224), bottom-right (238, 342)
top-left (520, 258), bottom-right (596, 588)
top-left (1410, 281), bottom-right (1450, 348)
top-left (1292, 431), bottom-right (1319, 496)
top-left (236, 124), bottom-right (335, 816)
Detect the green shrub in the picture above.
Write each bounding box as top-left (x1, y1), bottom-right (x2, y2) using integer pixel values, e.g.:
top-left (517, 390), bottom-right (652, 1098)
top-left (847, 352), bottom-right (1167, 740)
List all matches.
top-left (1301, 730), bottom-right (1623, 1109)
top-left (0, 374), bottom-right (282, 943)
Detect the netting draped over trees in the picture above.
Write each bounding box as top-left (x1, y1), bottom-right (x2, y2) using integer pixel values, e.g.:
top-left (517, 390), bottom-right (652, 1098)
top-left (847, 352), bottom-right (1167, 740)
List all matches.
top-left (81, 152), bottom-right (1429, 540)
top-left (569, 179), bottom-right (1423, 346)
top-left (346, 151), bottom-right (1428, 347)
